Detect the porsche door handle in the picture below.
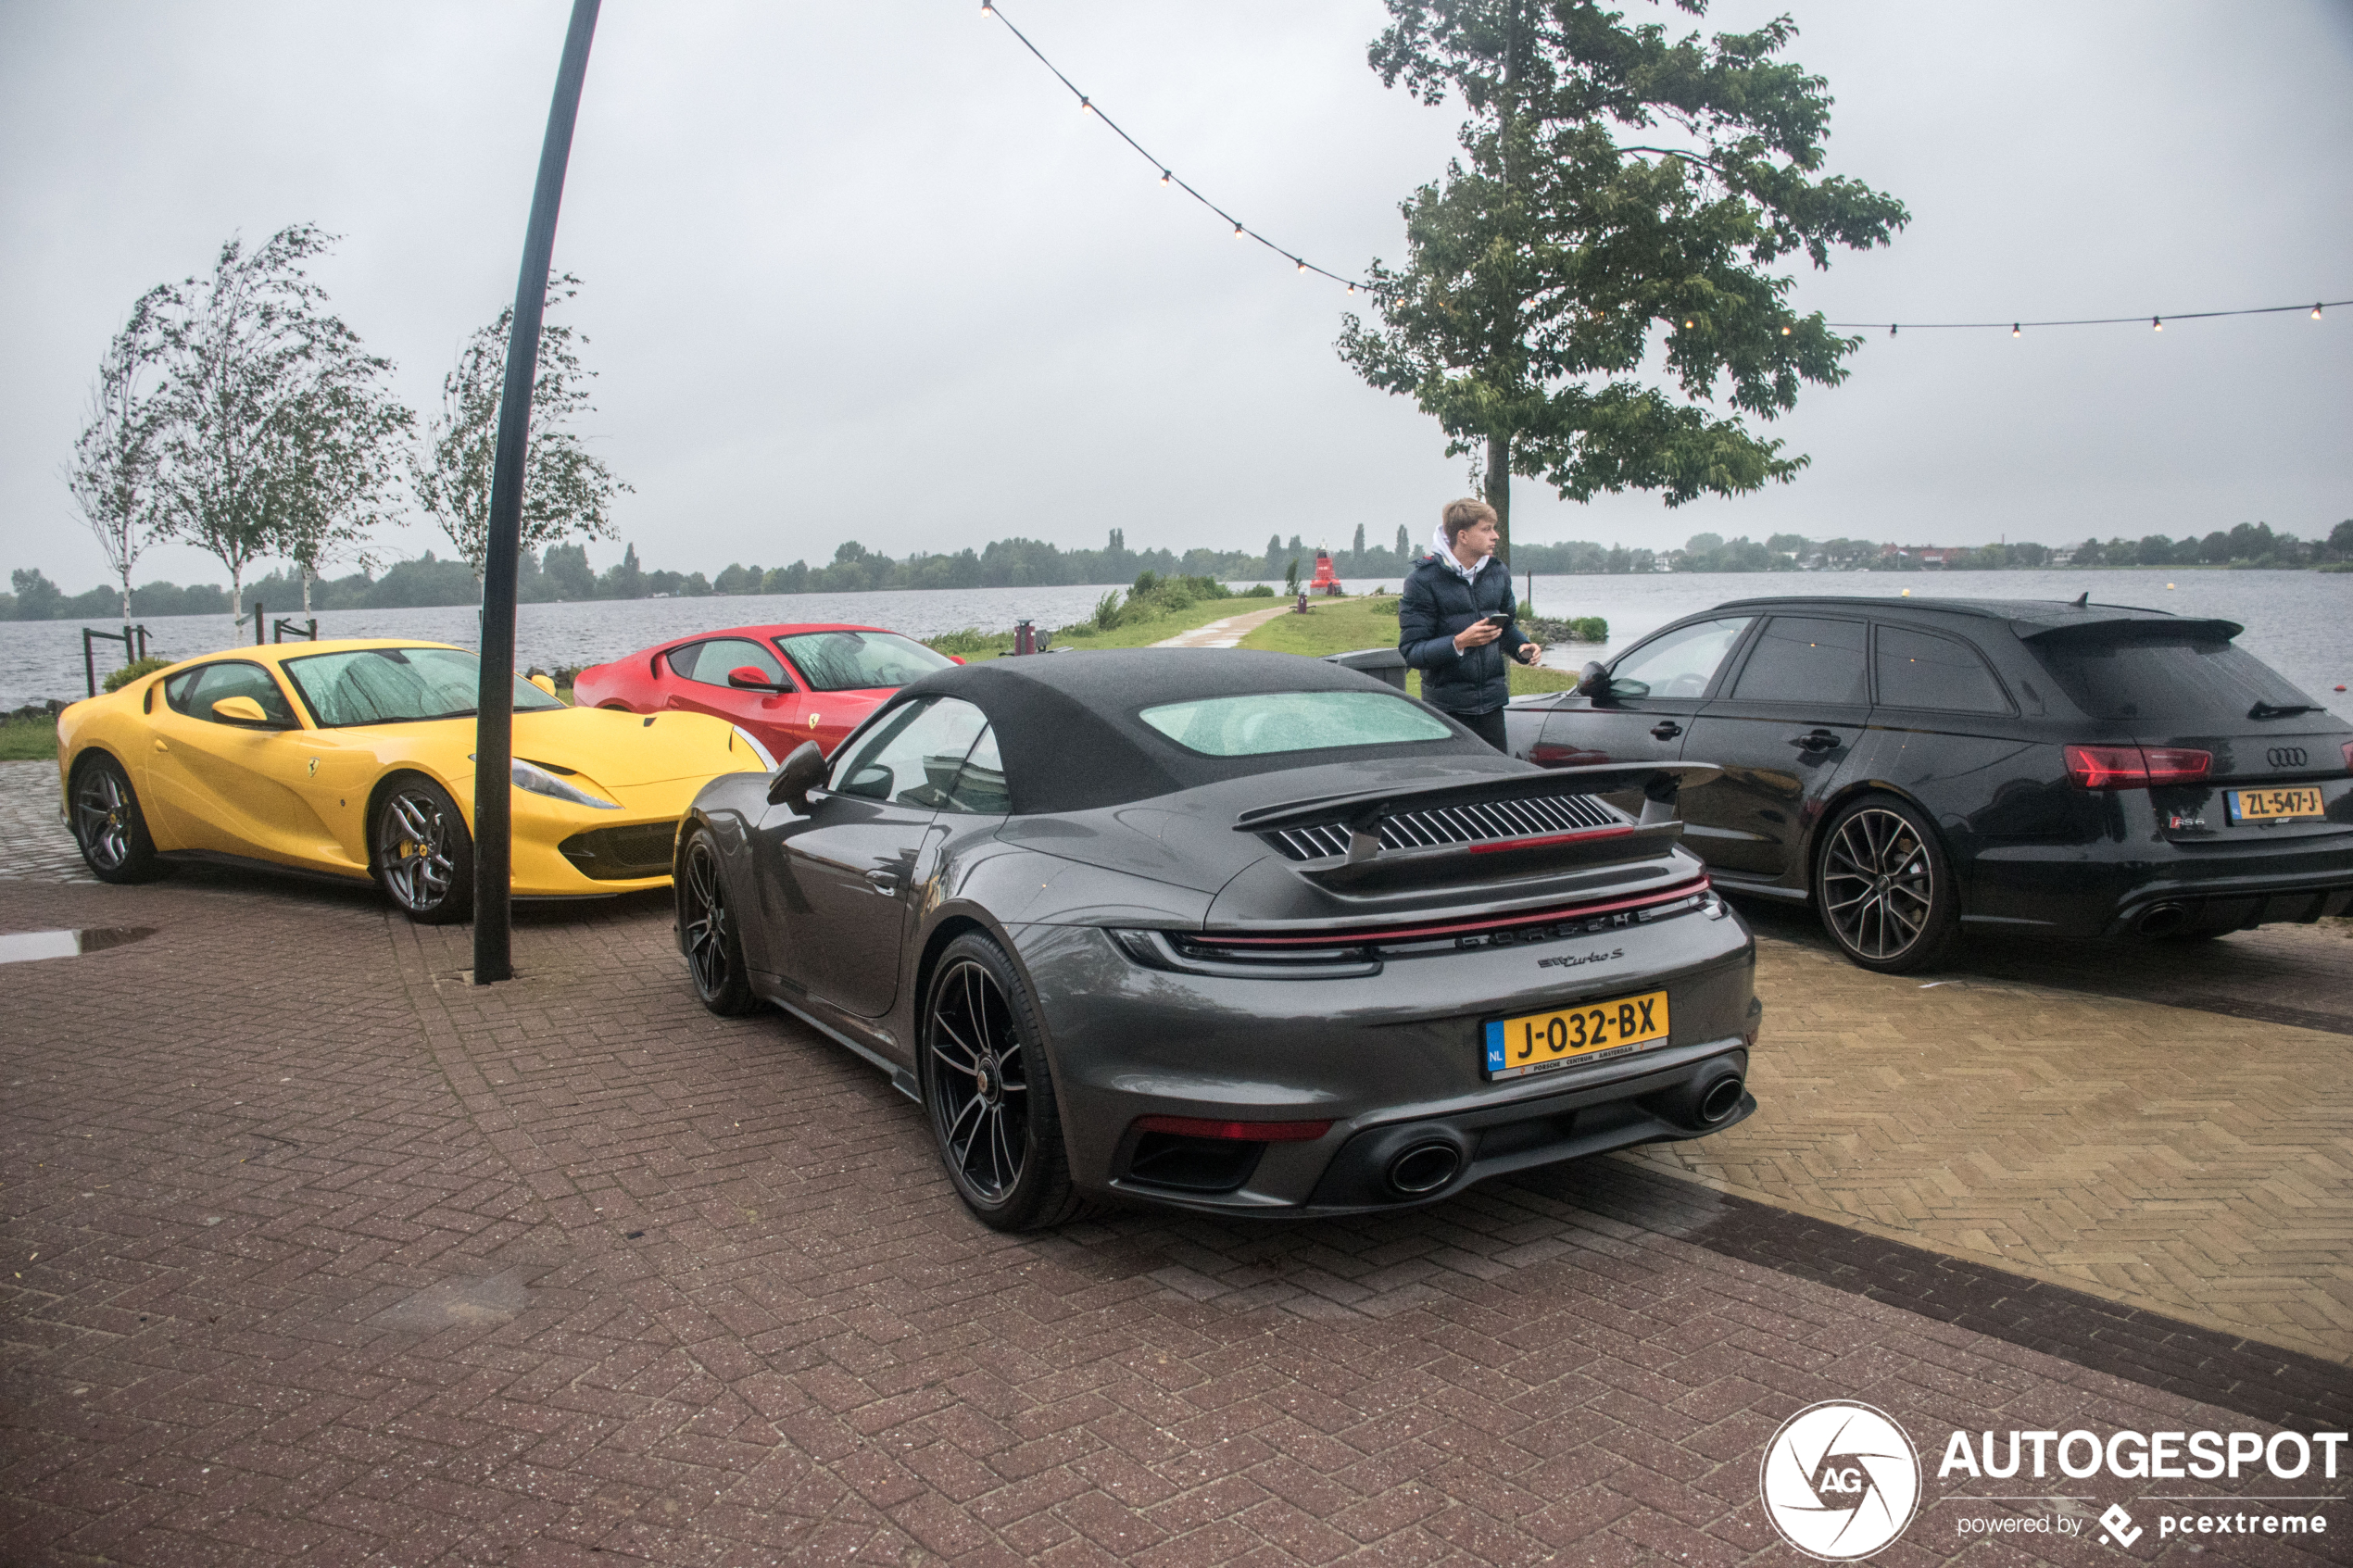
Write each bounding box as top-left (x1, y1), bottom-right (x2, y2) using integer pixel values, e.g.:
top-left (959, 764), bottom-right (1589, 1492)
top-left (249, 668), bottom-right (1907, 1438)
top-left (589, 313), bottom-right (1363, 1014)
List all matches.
top-left (1790, 730), bottom-right (1842, 753)
top-left (1649, 721), bottom-right (1683, 740)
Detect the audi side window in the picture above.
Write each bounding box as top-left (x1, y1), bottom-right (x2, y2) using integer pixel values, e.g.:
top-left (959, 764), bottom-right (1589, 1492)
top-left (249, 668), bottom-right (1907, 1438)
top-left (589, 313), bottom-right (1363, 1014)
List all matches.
top-left (1607, 617), bottom-right (1754, 700)
top-left (677, 638), bottom-right (789, 689)
top-left (830, 697), bottom-right (989, 809)
top-left (1875, 626), bottom-right (2011, 714)
top-left (1730, 617), bottom-right (1869, 705)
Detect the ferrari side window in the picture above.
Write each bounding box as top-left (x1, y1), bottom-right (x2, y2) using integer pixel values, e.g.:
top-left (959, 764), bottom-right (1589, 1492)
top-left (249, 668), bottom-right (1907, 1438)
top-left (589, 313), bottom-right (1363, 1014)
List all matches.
top-left (675, 638), bottom-right (790, 688)
top-left (167, 661), bottom-right (296, 727)
top-left (832, 697), bottom-right (989, 809)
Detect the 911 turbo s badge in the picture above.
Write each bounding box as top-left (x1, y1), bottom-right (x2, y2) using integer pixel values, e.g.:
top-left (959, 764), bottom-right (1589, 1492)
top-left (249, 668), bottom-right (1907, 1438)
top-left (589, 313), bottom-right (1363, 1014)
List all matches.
top-left (1536, 947), bottom-right (1625, 970)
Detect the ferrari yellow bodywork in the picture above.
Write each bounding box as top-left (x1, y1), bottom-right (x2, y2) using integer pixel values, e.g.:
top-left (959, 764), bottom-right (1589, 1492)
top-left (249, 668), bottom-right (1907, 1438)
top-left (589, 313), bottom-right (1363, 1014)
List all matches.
top-left (55, 638), bottom-right (767, 898)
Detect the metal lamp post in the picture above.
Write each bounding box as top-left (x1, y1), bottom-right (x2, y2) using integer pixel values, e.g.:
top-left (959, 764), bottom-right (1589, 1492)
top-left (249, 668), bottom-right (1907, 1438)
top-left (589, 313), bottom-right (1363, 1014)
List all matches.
top-left (473, 0), bottom-right (602, 985)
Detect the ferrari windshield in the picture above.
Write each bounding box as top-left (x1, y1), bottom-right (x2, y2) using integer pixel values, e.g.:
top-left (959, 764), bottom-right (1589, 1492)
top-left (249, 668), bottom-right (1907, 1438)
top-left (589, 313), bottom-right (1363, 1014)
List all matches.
top-left (774, 630), bottom-right (954, 692)
top-left (1139, 691), bottom-right (1454, 757)
top-left (283, 647), bottom-right (565, 727)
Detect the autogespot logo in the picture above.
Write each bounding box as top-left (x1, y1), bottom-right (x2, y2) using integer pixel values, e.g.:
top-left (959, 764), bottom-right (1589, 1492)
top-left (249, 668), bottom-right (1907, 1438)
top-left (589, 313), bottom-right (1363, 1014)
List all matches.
top-left (1760, 1401), bottom-right (1923, 1560)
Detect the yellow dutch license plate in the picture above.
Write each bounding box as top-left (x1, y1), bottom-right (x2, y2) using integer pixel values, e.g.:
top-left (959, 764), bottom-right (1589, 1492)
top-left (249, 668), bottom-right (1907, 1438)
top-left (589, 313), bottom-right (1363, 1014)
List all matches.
top-left (1485, 990), bottom-right (1670, 1080)
top-left (2229, 786), bottom-right (2325, 823)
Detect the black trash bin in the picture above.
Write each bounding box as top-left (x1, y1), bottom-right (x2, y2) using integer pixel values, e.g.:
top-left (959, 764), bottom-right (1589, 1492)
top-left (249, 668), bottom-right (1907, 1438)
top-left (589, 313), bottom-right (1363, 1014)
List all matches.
top-left (1322, 646), bottom-right (1409, 692)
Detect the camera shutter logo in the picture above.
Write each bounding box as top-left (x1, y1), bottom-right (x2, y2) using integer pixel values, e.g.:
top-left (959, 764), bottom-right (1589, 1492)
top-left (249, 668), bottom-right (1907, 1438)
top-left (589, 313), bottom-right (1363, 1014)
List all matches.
top-left (1758, 1400), bottom-right (1921, 1560)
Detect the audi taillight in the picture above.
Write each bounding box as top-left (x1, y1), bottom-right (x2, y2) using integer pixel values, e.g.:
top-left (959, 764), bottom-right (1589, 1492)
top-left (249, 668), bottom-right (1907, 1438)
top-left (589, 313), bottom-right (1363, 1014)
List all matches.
top-left (2343, 741), bottom-right (2353, 772)
top-left (2065, 744), bottom-right (2212, 789)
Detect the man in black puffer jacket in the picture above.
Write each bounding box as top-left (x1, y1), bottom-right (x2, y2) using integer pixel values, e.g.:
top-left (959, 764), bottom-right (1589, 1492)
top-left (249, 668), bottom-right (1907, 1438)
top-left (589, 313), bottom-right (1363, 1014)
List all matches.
top-left (1397, 497), bottom-right (1541, 751)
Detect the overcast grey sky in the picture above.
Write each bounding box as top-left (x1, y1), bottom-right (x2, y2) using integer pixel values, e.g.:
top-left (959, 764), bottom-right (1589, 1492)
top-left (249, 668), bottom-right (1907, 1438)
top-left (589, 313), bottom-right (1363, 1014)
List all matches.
top-left (4, 0), bottom-right (2348, 592)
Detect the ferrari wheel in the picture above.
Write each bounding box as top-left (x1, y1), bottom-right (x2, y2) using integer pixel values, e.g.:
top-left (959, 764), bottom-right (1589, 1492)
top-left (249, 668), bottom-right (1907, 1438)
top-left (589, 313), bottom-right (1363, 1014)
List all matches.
top-left (70, 753), bottom-right (168, 884)
top-left (678, 830), bottom-right (758, 1015)
top-left (920, 934), bottom-right (1084, 1231)
top-left (375, 775), bottom-right (474, 924)
top-left (1814, 794), bottom-right (1957, 973)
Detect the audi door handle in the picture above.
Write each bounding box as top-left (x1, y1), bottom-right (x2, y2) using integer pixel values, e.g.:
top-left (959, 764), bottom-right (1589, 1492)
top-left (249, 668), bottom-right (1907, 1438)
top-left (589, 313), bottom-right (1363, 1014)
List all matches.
top-left (1650, 721), bottom-right (1683, 740)
top-left (1790, 730), bottom-right (1841, 753)
top-left (864, 867), bottom-right (903, 894)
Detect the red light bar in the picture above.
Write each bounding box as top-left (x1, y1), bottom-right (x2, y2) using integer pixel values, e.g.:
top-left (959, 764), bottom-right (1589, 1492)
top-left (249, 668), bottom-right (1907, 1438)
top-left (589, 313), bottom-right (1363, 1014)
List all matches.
top-left (1189, 875), bottom-right (1710, 947)
top-left (2065, 744), bottom-right (2211, 789)
top-left (1133, 1115), bottom-right (1333, 1142)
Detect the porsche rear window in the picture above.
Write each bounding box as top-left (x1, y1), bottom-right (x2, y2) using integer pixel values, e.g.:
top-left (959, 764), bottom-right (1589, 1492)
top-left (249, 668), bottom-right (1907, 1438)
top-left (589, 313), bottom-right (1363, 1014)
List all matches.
top-left (1138, 691), bottom-right (1453, 757)
top-left (284, 647), bottom-right (564, 726)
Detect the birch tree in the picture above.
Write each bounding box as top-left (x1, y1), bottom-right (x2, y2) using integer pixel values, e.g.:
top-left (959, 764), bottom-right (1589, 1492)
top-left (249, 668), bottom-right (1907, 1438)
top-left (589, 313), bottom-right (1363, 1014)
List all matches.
top-left (137, 224), bottom-right (411, 630)
top-left (410, 274), bottom-right (627, 581)
top-left (63, 317), bottom-right (161, 623)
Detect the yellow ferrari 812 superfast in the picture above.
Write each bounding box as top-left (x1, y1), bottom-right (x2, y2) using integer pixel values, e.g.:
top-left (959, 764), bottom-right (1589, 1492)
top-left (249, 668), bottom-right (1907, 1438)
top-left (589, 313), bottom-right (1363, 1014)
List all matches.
top-left (56, 639), bottom-right (773, 922)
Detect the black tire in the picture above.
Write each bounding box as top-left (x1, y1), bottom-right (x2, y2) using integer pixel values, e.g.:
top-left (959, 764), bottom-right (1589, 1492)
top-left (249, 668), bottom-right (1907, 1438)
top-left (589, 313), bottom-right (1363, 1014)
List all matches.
top-left (1813, 793), bottom-right (1958, 973)
top-left (919, 933), bottom-right (1086, 1232)
top-left (373, 775), bottom-right (474, 924)
top-left (69, 752), bottom-right (169, 884)
top-left (677, 829), bottom-right (759, 1016)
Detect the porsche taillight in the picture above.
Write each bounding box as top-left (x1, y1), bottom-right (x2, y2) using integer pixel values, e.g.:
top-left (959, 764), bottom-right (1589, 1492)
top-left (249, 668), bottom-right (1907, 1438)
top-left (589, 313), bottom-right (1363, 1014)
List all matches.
top-left (2065, 744), bottom-right (2212, 789)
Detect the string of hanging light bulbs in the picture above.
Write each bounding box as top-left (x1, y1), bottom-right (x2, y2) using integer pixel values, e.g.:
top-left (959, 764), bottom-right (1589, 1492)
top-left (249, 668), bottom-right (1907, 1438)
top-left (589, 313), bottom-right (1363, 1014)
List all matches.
top-left (978, 2), bottom-right (2343, 337)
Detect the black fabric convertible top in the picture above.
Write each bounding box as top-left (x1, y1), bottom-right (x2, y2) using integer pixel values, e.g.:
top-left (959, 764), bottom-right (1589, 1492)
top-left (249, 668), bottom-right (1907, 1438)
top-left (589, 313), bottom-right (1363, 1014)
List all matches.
top-left (888, 648), bottom-right (1499, 814)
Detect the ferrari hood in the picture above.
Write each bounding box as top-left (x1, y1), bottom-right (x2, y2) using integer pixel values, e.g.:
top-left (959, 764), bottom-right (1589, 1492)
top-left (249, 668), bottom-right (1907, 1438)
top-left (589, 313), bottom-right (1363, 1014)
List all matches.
top-left (503, 706), bottom-right (759, 787)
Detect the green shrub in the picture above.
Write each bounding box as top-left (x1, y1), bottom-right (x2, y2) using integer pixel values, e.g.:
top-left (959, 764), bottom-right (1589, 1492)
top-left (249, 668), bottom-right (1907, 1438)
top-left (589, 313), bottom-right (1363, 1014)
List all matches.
top-left (1573, 616), bottom-right (1608, 643)
top-left (1242, 583), bottom-right (1275, 597)
top-left (104, 655), bottom-right (172, 692)
top-left (1370, 596), bottom-right (1400, 617)
top-left (925, 627), bottom-right (1005, 656)
top-left (1092, 590), bottom-right (1126, 631)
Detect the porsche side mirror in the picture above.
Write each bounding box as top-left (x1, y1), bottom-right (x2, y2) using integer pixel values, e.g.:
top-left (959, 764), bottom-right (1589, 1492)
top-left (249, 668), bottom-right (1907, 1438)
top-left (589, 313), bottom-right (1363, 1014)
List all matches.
top-left (728, 667), bottom-right (786, 692)
top-left (766, 740), bottom-right (825, 812)
top-left (1576, 662), bottom-right (1610, 698)
top-left (210, 695), bottom-right (272, 726)
top-left (528, 673), bottom-right (557, 696)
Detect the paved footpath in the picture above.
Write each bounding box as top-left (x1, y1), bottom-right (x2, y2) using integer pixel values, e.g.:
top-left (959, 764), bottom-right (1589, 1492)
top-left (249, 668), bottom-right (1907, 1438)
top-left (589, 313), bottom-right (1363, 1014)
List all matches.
top-left (2, 763), bottom-right (2348, 1566)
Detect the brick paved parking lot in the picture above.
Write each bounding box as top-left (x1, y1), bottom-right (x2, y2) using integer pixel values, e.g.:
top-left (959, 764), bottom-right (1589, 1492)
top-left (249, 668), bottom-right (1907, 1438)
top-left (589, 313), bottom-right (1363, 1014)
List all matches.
top-left (3, 763), bottom-right (2348, 1565)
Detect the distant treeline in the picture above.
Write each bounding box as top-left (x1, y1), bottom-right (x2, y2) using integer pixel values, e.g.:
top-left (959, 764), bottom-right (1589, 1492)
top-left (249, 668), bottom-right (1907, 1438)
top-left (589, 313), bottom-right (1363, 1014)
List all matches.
top-left (9, 520), bottom-right (2348, 621)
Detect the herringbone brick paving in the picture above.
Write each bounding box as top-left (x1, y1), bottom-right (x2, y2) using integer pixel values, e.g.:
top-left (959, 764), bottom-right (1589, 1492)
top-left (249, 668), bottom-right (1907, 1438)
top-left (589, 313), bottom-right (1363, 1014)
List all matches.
top-left (1629, 915), bottom-right (2353, 1365)
top-left (4, 762), bottom-right (2349, 1563)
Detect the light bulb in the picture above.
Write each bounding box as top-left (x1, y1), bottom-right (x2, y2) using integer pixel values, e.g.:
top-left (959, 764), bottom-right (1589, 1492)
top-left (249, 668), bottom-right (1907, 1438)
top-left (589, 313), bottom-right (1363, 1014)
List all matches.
top-left (2314, 304), bottom-right (2325, 320)
top-left (2152, 316), bottom-right (2162, 332)
top-left (1233, 222), bottom-right (1243, 238)
top-left (1780, 325), bottom-right (1791, 336)
top-left (1682, 319), bottom-right (1693, 329)
top-left (1889, 323), bottom-right (1898, 337)
top-left (1079, 96), bottom-right (1091, 113)
top-left (1159, 170), bottom-right (1171, 185)
top-left (980, 1), bottom-right (992, 13)
top-left (2011, 323), bottom-right (2020, 338)
top-left (1296, 259), bottom-right (1307, 274)
top-left (1346, 282), bottom-right (1356, 295)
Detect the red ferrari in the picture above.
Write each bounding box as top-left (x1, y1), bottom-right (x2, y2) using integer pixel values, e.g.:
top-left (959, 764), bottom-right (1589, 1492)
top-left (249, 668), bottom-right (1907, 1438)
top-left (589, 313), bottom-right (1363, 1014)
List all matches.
top-left (572, 623), bottom-right (959, 759)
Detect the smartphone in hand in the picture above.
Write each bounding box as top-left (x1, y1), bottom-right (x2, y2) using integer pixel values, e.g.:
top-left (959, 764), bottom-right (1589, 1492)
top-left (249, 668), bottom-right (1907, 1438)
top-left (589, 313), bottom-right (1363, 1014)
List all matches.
top-left (1478, 612), bottom-right (1510, 628)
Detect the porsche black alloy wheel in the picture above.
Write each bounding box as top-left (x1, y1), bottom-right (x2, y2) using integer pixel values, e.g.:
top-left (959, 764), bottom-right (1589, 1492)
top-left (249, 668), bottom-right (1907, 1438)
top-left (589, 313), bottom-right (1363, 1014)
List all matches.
top-left (71, 753), bottom-right (167, 883)
top-left (921, 934), bottom-right (1085, 1231)
top-left (1815, 794), bottom-right (1957, 973)
top-left (678, 831), bottom-right (757, 1015)
top-left (375, 775), bottom-right (474, 924)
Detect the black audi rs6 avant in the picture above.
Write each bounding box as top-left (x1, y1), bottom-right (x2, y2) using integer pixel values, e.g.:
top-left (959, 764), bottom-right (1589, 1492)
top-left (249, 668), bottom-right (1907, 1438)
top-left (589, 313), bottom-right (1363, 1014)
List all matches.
top-left (674, 649), bottom-right (1760, 1229)
top-left (1509, 596), bottom-right (2353, 972)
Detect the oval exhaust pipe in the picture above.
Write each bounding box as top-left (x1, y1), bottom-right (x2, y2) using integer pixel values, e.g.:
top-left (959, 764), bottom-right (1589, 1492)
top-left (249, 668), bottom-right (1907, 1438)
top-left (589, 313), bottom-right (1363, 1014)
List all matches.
top-left (2136, 903), bottom-right (2187, 938)
top-left (1387, 1141), bottom-right (1463, 1196)
top-left (1698, 1075), bottom-right (1746, 1125)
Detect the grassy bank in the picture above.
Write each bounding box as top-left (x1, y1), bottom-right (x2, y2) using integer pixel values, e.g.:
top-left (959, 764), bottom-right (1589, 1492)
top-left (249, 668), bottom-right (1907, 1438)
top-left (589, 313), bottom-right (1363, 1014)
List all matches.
top-left (936, 590), bottom-right (1277, 662)
top-left (1239, 596), bottom-right (1580, 697)
top-left (2, 713), bottom-right (59, 762)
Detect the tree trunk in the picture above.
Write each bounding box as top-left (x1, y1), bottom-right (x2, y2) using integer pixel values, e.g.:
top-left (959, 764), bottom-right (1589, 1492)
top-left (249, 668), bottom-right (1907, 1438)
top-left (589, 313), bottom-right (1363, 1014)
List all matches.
top-left (119, 571), bottom-right (132, 626)
top-left (301, 564), bottom-right (313, 614)
top-left (231, 564), bottom-right (245, 642)
top-left (1484, 431), bottom-right (1513, 567)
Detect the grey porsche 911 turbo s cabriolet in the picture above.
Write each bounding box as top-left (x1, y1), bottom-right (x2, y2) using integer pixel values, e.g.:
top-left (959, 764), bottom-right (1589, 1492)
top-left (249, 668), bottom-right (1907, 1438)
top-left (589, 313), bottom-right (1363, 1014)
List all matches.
top-left (673, 649), bottom-right (1761, 1230)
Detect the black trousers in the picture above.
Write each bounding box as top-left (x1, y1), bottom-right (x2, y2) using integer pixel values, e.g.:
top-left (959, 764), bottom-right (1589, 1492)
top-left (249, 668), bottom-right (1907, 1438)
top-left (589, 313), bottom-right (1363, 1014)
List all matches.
top-left (1447, 706), bottom-right (1510, 753)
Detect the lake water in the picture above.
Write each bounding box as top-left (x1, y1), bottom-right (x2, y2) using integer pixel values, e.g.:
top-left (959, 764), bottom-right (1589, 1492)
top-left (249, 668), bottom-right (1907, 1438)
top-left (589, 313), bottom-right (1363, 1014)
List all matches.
top-left (6, 570), bottom-right (2346, 713)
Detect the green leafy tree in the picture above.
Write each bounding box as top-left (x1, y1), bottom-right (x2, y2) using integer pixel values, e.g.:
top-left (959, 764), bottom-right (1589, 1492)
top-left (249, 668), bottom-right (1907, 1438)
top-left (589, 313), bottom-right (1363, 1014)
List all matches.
top-left (1340, 0), bottom-right (1908, 561)
top-left (63, 317), bottom-right (162, 622)
top-left (2328, 520), bottom-right (2353, 561)
top-left (134, 225), bottom-right (410, 630)
top-left (411, 273), bottom-right (628, 583)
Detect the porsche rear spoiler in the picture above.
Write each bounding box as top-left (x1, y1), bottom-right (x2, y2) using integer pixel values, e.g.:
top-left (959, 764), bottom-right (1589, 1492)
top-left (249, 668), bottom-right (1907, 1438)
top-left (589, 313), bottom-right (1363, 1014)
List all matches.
top-left (1235, 762), bottom-right (1723, 874)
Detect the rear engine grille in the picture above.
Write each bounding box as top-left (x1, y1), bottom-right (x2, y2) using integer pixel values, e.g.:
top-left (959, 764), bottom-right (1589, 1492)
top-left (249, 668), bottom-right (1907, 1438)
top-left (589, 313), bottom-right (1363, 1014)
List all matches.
top-left (1262, 792), bottom-right (1620, 861)
top-left (559, 822), bottom-right (677, 882)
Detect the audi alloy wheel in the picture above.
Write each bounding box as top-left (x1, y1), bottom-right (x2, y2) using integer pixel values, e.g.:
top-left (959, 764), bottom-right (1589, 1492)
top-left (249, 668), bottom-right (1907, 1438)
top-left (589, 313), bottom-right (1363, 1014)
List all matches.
top-left (1814, 795), bottom-right (1957, 973)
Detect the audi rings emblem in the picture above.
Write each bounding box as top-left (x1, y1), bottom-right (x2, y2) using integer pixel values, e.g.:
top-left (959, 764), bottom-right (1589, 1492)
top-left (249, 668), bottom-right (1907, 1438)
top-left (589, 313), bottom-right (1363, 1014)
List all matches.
top-left (2266, 746), bottom-right (2308, 769)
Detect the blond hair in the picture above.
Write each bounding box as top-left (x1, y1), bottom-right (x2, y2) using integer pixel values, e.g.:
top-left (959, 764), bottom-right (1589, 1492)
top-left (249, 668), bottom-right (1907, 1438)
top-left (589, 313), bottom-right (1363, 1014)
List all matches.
top-left (1441, 497), bottom-right (1498, 545)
